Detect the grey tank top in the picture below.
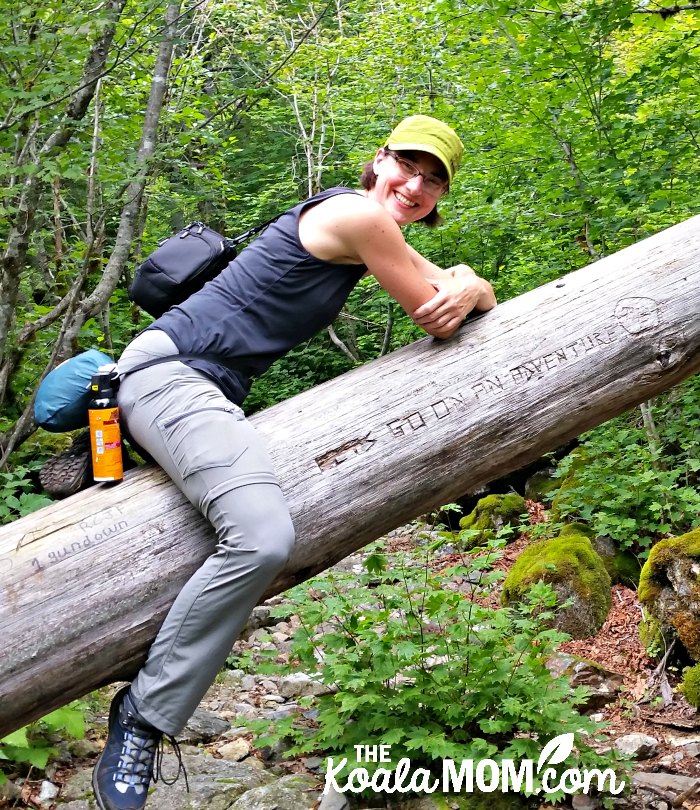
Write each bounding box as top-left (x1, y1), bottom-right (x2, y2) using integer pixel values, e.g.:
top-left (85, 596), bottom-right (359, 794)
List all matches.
top-left (150, 187), bottom-right (366, 404)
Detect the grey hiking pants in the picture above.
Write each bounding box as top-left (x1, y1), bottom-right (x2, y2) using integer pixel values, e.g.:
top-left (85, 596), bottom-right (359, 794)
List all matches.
top-left (117, 330), bottom-right (295, 735)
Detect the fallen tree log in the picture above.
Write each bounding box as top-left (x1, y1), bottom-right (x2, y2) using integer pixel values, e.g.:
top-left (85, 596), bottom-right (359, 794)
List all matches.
top-left (1, 215), bottom-right (700, 737)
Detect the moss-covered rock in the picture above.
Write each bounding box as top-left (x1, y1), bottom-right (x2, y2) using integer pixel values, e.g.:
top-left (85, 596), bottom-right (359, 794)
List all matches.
top-left (588, 532), bottom-right (641, 588)
top-left (612, 550), bottom-right (641, 587)
top-left (523, 467), bottom-right (559, 502)
top-left (501, 530), bottom-right (611, 639)
top-left (560, 522), bottom-right (594, 539)
top-left (459, 493), bottom-right (526, 547)
top-left (680, 664), bottom-right (700, 709)
top-left (638, 528), bottom-right (700, 660)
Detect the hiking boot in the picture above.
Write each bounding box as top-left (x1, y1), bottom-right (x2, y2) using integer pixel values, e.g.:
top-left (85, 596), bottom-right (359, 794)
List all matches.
top-left (39, 429), bottom-right (92, 498)
top-left (39, 430), bottom-right (138, 499)
top-left (92, 686), bottom-right (161, 810)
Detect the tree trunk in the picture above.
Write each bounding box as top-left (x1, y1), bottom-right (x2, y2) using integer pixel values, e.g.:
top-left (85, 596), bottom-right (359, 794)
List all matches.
top-left (1, 214), bottom-right (700, 737)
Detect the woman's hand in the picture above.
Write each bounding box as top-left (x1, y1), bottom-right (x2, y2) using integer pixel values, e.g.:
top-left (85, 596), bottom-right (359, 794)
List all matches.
top-left (412, 273), bottom-right (496, 338)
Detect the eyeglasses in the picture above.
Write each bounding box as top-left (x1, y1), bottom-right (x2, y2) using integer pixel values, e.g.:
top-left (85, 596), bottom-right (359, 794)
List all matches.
top-left (384, 150), bottom-right (448, 196)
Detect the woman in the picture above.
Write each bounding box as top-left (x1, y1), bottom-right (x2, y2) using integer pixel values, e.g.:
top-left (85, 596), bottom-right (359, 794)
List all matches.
top-left (92, 114), bottom-right (496, 810)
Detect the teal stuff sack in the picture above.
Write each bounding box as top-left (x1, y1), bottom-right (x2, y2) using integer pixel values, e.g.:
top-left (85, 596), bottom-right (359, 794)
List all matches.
top-left (35, 349), bottom-right (114, 432)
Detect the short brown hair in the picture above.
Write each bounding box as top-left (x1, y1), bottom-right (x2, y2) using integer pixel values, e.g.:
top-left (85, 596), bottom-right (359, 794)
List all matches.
top-left (359, 150), bottom-right (444, 228)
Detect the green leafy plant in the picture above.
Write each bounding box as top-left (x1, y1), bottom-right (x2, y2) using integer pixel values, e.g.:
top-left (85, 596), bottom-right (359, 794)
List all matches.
top-left (0, 467), bottom-right (53, 525)
top-left (249, 535), bottom-right (626, 802)
top-left (0, 703), bottom-right (86, 784)
top-left (550, 382), bottom-right (700, 553)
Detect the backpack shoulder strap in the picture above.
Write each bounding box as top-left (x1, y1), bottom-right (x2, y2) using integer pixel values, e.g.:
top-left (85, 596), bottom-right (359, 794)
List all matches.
top-left (119, 353), bottom-right (228, 379)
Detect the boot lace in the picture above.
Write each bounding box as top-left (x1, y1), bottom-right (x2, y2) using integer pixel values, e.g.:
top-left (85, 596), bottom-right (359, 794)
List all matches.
top-left (114, 728), bottom-right (189, 794)
top-left (154, 734), bottom-right (189, 790)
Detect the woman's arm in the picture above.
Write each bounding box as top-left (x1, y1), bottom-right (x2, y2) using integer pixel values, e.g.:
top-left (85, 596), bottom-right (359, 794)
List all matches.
top-left (405, 244), bottom-right (497, 332)
top-left (299, 194), bottom-right (463, 338)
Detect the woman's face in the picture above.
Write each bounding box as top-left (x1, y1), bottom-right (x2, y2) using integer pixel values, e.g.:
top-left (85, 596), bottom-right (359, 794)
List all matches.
top-left (370, 148), bottom-right (447, 226)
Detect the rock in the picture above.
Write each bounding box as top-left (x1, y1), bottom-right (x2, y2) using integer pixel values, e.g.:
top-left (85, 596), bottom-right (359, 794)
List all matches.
top-left (38, 780), bottom-right (60, 806)
top-left (246, 757), bottom-right (267, 771)
top-left (278, 672), bottom-right (331, 698)
top-left (218, 738), bottom-right (252, 761)
top-left (233, 702), bottom-right (258, 719)
top-left (524, 467), bottom-right (558, 501)
top-left (65, 737), bottom-right (102, 758)
top-left (683, 743), bottom-right (700, 757)
top-left (245, 606), bottom-right (274, 630)
top-left (590, 533), bottom-right (641, 587)
top-left (138, 749), bottom-right (273, 809)
top-left (228, 773), bottom-right (320, 809)
top-left (221, 725), bottom-right (251, 739)
top-left (241, 674), bottom-right (257, 691)
top-left (568, 660), bottom-right (624, 710)
top-left (56, 769), bottom-right (94, 803)
top-left (302, 756), bottom-right (324, 771)
top-left (633, 770), bottom-right (700, 802)
top-left (668, 731), bottom-right (700, 747)
top-left (317, 783), bottom-right (350, 809)
top-left (179, 708), bottom-right (231, 744)
top-left (264, 703), bottom-right (301, 720)
top-left (571, 794), bottom-right (602, 810)
top-left (502, 530), bottom-right (611, 639)
top-left (262, 694), bottom-right (285, 704)
top-left (0, 779), bottom-right (21, 803)
top-left (459, 493), bottom-right (527, 546)
top-left (275, 621), bottom-right (293, 634)
top-left (658, 751), bottom-right (684, 767)
top-left (614, 733), bottom-right (659, 759)
top-left (247, 628), bottom-right (273, 644)
top-left (638, 527), bottom-right (700, 659)
top-left (258, 737), bottom-right (294, 763)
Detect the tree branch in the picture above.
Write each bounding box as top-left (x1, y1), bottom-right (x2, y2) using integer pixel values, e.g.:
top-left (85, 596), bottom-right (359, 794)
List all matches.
top-left (327, 324), bottom-right (360, 363)
top-left (194, 0), bottom-right (338, 131)
top-left (633, 4), bottom-right (700, 16)
top-left (60, 1), bottom-right (183, 352)
top-left (0, 1), bottom-right (206, 134)
top-left (0, 0), bottom-right (126, 378)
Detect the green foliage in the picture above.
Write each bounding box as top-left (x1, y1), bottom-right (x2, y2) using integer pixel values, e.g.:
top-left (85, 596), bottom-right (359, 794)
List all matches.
top-left (0, 703), bottom-right (86, 784)
top-left (248, 537), bottom-right (624, 801)
top-left (549, 377), bottom-right (700, 553)
top-left (245, 334), bottom-right (354, 413)
top-left (0, 467), bottom-right (52, 525)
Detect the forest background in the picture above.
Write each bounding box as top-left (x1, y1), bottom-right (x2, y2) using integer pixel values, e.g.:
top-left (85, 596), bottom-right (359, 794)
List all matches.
top-left (1, 0), bottom-right (699, 554)
top-left (2, 0), bottom-right (699, 539)
top-left (1, 0), bottom-right (700, 793)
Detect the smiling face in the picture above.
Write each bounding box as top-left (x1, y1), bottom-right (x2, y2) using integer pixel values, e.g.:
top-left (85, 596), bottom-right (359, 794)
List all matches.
top-left (368, 148), bottom-right (448, 226)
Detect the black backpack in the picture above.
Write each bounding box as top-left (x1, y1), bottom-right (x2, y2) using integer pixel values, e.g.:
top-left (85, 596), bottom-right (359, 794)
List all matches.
top-left (129, 216), bottom-right (279, 319)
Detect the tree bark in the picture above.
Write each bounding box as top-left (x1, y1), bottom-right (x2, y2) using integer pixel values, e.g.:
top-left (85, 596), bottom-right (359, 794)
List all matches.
top-left (1, 214), bottom-right (700, 736)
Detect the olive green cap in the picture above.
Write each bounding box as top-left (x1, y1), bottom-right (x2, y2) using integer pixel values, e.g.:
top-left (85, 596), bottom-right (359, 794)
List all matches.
top-left (384, 114), bottom-right (464, 183)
